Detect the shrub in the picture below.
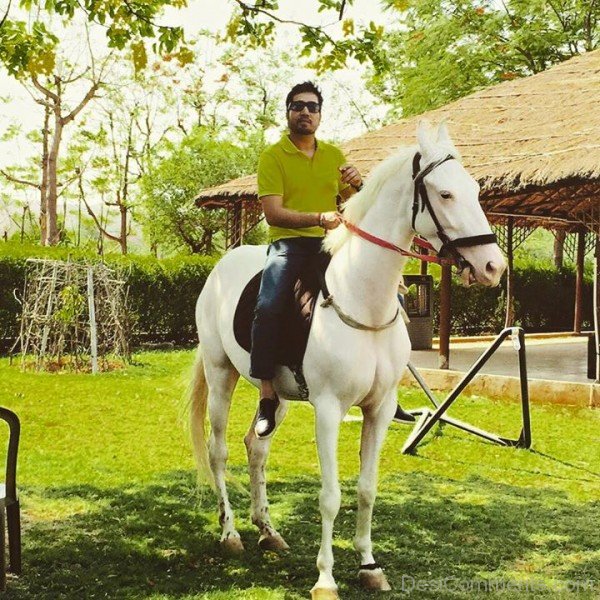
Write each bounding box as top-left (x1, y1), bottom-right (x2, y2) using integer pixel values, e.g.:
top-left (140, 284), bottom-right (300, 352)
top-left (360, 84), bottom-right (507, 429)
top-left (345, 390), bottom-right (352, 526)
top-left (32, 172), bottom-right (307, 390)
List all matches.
top-left (0, 243), bottom-right (593, 353)
top-left (0, 243), bottom-right (217, 352)
top-left (431, 266), bottom-right (593, 335)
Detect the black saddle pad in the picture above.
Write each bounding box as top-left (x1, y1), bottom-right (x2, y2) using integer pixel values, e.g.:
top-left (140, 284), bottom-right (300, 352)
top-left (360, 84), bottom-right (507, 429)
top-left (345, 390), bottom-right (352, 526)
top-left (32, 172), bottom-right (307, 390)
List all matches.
top-left (233, 265), bottom-right (324, 369)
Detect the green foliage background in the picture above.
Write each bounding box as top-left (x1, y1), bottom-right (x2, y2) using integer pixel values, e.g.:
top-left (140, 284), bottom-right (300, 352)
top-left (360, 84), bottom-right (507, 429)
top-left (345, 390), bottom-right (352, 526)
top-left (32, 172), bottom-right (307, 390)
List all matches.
top-left (0, 240), bottom-right (593, 353)
top-left (371, 0), bottom-right (599, 118)
top-left (138, 128), bottom-right (266, 255)
top-left (0, 243), bottom-right (217, 351)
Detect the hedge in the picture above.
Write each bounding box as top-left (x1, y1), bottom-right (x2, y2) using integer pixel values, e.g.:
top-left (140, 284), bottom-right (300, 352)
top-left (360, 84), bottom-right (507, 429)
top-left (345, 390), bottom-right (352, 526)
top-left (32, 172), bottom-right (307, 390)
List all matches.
top-left (0, 244), bottom-right (217, 352)
top-left (432, 266), bottom-right (594, 335)
top-left (0, 243), bottom-right (593, 354)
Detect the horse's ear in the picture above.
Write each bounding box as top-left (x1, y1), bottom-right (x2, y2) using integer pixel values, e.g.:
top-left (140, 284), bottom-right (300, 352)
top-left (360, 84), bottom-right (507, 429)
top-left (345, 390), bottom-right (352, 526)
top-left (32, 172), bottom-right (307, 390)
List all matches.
top-left (437, 121), bottom-right (452, 144)
top-left (417, 120), bottom-right (436, 157)
top-left (436, 120), bottom-right (460, 157)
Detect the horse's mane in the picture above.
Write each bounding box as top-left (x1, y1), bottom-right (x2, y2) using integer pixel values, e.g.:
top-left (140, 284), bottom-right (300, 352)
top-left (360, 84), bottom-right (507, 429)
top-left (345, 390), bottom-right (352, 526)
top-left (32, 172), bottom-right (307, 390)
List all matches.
top-left (324, 146), bottom-right (417, 255)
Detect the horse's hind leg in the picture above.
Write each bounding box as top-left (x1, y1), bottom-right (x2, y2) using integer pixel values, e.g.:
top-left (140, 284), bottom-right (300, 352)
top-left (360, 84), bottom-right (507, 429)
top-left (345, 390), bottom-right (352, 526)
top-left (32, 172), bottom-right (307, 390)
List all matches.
top-left (354, 394), bottom-right (396, 591)
top-left (205, 355), bottom-right (242, 554)
top-left (244, 400), bottom-right (290, 552)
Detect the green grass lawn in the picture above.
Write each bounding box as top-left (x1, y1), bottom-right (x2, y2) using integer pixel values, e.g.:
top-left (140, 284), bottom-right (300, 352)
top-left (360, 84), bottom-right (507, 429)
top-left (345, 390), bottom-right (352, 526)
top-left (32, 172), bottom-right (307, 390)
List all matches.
top-left (0, 351), bottom-right (598, 599)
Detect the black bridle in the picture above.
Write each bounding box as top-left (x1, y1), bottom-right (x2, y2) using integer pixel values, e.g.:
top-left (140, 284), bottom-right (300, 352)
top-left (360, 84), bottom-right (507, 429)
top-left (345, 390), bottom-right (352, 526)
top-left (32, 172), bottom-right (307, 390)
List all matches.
top-left (411, 152), bottom-right (497, 271)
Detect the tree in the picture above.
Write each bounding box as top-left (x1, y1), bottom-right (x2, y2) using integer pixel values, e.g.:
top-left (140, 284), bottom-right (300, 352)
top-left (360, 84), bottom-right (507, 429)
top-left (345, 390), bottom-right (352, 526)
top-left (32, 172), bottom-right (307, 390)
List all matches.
top-left (370, 0), bottom-right (600, 118)
top-left (63, 68), bottom-right (180, 254)
top-left (0, 1), bottom-right (384, 78)
top-left (139, 128), bottom-right (263, 255)
top-left (0, 191), bottom-right (37, 242)
top-left (0, 1), bottom-right (191, 77)
top-left (0, 19), bottom-right (112, 245)
top-left (1, 66), bottom-right (108, 245)
top-left (1, 3), bottom-right (387, 251)
top-left (225, 0), bottom-right (384, 73)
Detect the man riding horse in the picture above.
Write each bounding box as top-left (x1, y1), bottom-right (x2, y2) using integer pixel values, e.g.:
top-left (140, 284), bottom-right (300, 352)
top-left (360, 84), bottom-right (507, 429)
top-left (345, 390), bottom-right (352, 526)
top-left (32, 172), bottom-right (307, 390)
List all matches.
top-left (251, 81), bottom-right (415, 437)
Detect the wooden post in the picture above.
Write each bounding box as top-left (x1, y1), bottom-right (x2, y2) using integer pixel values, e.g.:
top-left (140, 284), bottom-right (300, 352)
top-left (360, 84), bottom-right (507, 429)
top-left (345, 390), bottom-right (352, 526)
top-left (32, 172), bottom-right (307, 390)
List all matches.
top-left (594, 235), bottom-right (600, 381)
top-left (231, 200), bottom-right (243, 248)
top-left (87, 267), bottom-right (98, 375)
top-left (504, 217), bottom-right (514, 328)
top-left (574, 230), bottom-right (585, 334)
top-left (438, 263), bottom-right (451, 369)
top-left (39, 263), bottom-right (58, 364)
top-left (420, 249), bottom-right (428, 275)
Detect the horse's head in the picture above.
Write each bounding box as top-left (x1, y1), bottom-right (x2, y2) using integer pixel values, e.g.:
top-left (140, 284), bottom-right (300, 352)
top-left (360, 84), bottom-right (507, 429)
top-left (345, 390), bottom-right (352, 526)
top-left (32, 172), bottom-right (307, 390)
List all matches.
top-left (412, 121), bottom-right (506, 287)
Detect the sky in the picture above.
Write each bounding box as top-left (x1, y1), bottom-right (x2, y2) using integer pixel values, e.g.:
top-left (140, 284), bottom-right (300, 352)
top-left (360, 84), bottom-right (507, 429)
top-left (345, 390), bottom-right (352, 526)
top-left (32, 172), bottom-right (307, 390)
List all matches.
top-left (0, 0), bottom-right (390, 237)
top-left (0, 0), bottom-right (389, 142)
top-left (0, 0), bottom-right (385, 132)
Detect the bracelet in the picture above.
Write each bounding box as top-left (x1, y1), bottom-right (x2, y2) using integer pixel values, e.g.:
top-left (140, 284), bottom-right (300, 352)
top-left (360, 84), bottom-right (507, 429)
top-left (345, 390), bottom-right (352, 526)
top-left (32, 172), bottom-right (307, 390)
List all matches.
top-left (318, 212), bottom-right (324, 227)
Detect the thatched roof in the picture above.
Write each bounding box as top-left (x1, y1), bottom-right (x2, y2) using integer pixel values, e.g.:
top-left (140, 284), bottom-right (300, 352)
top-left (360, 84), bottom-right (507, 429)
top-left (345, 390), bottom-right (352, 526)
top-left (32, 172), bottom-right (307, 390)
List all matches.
top-left (196, 50), bottom-right (600, 229)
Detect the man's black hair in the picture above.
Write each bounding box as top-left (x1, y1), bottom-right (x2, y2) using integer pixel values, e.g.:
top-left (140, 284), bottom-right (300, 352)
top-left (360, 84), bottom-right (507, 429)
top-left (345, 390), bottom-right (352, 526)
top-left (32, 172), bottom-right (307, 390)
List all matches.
top-left (286, 81), bottom-right (323, 110)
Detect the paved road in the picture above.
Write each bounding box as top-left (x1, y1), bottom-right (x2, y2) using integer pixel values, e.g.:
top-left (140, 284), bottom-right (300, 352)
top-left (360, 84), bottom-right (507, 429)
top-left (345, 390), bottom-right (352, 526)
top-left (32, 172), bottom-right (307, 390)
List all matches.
top-left (411, 338), bottom-right (591, 384)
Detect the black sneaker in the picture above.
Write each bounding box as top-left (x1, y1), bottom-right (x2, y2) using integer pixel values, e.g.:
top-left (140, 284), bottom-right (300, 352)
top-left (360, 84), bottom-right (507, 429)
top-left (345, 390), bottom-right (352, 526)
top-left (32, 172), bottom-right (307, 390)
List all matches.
top-left (393, 405), bottom-right (416, 424)
top-left (255, 397), bottom-right (279, 438)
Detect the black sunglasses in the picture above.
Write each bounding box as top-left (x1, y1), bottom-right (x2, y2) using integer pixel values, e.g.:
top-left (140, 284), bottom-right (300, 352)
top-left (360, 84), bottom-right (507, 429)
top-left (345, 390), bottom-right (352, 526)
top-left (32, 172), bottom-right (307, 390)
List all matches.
top-left (288, 100), bottom-right (321, 114)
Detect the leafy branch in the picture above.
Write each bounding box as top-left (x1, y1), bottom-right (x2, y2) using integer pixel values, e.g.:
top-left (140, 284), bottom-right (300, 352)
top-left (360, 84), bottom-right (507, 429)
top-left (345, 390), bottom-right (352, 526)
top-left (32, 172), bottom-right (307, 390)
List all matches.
top-left (228, 0), bottom-right (383, 72)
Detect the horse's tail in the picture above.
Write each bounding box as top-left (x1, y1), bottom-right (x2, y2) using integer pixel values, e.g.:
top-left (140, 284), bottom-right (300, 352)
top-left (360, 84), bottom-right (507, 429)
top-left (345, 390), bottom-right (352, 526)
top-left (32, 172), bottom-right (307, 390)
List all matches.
top-left (187, 345), bottom-right (214, 489)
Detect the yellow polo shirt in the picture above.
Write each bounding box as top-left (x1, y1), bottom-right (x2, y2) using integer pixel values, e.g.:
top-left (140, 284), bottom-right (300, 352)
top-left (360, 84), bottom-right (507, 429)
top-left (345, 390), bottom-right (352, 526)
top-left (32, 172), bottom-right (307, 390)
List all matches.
top-left (257, 134), bottom-right (348, 241)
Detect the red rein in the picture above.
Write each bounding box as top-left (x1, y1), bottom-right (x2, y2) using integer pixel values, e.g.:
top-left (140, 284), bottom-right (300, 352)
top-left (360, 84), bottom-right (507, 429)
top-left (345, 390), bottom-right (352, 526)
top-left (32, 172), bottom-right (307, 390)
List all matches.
top-left (339, 216), bottom-right (455, 267)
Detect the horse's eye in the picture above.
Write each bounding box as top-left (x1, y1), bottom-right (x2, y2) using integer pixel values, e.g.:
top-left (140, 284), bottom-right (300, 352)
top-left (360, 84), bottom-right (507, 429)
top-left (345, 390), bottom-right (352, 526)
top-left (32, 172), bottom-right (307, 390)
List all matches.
top-left (440, 191), bottom-right (452, 200)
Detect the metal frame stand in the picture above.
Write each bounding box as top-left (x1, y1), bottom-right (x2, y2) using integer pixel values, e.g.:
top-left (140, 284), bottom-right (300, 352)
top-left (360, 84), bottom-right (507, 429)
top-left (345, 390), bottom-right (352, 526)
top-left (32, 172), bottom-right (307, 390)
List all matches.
top-left (402, 327), bottom-right (531, 454)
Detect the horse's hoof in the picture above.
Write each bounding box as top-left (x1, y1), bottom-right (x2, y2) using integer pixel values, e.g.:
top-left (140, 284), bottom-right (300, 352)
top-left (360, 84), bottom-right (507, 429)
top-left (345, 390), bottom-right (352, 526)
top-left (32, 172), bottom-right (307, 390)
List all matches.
top-left (311, 587), bottom-right (339, 600)
top-left (359, 567), bottom-right (392, 591)
top-left (221, 535), bottom-right (245, 555)
top-left (258, 532), bottom-right (290, 553)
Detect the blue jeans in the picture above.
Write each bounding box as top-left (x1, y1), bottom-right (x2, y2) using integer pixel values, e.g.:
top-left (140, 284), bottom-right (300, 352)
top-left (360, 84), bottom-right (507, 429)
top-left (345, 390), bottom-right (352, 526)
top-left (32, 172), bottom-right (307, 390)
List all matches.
top-left (250, 237), bottom-right (328, 380)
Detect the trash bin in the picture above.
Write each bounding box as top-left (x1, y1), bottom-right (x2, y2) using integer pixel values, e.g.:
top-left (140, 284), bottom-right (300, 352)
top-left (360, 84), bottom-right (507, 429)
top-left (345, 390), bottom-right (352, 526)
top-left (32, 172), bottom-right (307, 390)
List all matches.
top-left (402, 275), bottom-right (433, 350)
top-left (587, 333), bottom-right (596, 380)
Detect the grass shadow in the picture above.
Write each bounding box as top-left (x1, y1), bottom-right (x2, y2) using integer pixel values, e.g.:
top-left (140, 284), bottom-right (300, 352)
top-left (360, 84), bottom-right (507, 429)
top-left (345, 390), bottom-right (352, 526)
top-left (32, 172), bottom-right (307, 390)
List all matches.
top-left (4, 470), bottom-right (599, 599)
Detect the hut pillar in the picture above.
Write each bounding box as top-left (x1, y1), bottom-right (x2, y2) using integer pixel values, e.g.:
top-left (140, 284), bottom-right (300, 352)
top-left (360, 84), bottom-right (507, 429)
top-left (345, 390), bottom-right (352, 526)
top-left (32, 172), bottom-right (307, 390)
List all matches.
top-left (230, 200), bottom-right (243, 249)
top-left (573, 230), bottom-right (585, 334)
top-left (504, 217), bottom-right (515, 328)
top-left (438, 263), bottom-right (451, 369)
top-left (594, 235), bottom-right (600, 381)
top-left (420, 248), bottom-right (428, 276)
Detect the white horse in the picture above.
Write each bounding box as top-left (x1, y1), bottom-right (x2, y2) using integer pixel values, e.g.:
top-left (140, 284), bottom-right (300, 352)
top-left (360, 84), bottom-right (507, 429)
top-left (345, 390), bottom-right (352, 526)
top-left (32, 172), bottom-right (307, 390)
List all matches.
top-left (188, 122), bottom-right (506, 599)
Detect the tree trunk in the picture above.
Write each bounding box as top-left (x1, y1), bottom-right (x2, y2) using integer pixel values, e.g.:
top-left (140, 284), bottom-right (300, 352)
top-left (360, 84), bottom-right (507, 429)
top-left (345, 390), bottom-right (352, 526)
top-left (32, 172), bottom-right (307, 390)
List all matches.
top-left (20, 206), bottom-right (28, 243)
top-left (40, 105), bottom-right (51, 245)
top-left (32, 74), bottom-right (100, 246)
top-left (118, 120), bottom-right (134, 255)
top-left (46, 118), bottom-right (63, 245)
top-left (119, 203), bottom-right (128, 255)
top-left (202, 229), bottom-right (214, 254)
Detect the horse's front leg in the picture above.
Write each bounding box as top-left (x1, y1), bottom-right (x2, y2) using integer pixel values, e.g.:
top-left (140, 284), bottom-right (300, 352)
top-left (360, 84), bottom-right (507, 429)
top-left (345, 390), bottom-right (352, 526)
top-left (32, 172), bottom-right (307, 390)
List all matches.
top-left (354, 392), bottom-right (397, 591)
top-left (244, 400), bottom-right (290, 552)
top-left (311, 399), bottom-right (343, 600)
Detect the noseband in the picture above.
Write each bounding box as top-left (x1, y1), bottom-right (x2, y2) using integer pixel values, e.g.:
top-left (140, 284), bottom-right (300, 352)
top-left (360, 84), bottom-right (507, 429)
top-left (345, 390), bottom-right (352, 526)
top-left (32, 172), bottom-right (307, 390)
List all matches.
top-left (412, 152), bottom-right (497, 271)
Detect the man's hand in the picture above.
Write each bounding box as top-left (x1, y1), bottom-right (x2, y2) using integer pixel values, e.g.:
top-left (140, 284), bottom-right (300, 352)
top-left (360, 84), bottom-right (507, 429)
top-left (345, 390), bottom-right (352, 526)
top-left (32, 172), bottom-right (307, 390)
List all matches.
top-left (339, 163), bottom-right (362, 190)
top-left (320, 211), bottom-right (342, 230)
